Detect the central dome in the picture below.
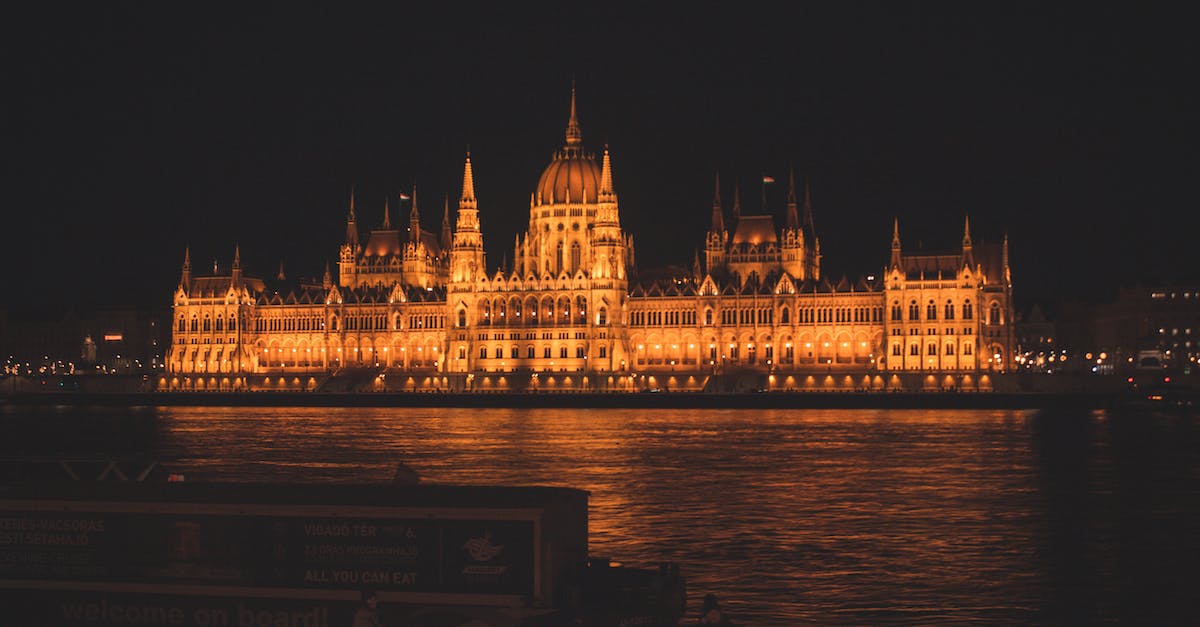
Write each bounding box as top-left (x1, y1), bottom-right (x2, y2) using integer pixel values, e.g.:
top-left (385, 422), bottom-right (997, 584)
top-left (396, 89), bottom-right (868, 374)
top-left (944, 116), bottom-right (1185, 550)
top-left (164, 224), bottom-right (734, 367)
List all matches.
top-left (536, 151), bottom-right (601, 205)
top-left (534, 86), bottom-right (603, 206)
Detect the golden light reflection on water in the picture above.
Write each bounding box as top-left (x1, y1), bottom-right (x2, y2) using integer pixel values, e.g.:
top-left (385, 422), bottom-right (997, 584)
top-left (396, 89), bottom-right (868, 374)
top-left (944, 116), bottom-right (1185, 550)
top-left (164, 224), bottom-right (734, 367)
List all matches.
top-left (7, 405), bottom-right (1195, 624)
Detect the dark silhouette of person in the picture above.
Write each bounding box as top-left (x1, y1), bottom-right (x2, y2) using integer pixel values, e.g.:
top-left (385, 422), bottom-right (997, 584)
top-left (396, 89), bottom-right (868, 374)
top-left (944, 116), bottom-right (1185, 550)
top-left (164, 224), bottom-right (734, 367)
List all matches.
top-left (352, 589), bottom-right (383, 627)
top-left (699, 593), bottom-right (733, 625)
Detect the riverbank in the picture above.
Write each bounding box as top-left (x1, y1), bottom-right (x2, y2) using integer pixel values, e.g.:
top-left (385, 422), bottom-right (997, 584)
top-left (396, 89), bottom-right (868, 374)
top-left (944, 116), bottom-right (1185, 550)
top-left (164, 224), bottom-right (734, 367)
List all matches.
top-left (1, 389), bottom-right (1122, 409)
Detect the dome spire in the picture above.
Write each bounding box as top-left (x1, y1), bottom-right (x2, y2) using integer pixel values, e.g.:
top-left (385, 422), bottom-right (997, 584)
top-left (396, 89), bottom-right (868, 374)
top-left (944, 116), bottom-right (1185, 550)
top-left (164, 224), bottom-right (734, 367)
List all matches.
top-left (564, 81), bottom-right (582, 152)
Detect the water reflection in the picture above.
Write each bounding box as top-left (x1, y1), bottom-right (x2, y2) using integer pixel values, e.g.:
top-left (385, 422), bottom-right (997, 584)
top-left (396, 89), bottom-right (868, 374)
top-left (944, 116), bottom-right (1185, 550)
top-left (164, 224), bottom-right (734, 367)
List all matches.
top-left (2, 405), bottom-right (1196, 624)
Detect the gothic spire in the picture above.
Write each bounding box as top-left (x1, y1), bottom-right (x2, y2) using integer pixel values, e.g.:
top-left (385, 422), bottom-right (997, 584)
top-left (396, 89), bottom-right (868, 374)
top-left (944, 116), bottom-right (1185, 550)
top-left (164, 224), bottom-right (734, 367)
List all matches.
top-left (180, 246), bottom-right (191, 286)
top-left (599, 145), bottom-right (615, 200)
top-left (890, 217), bottom-right (902, 269)
top-left (732, 181), bottom-right (742, 223)
top-left (323, 261), bottom-right (332, 289)
top-left (461, 150), bottom-right (476, 208)
top-left (565, 81), bottom-right (582, 151)
top-left (408, 184), bottom-right (420, 243)
top-left (277, 260), bottom-right (286, 281)
top-left (382, 197), bottom-right (391, 229)
top-left (961, 214), bottom-right (975, 269)
top-left (441, 194), bottom-right (452, 251)
top-left (785, 166), bottom-right (800, 230)
top-left (802, 179), bottom-right (816, 234)
top-left (711, 172), bottom-right (725, 234)
top-left (345, 188), bottom-right (359, 248)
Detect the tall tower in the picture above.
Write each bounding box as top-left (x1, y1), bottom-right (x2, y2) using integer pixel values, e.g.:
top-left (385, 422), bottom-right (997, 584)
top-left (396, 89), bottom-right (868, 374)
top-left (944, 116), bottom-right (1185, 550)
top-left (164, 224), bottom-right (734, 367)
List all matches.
top-left (780, 168), bottom-right (806, 278)
top-left (705, 173), bottom-right (727, 274)
top-left (338, 188), bottom-right (360, 287)
top-left (449, 152), bottom-right (485, 285)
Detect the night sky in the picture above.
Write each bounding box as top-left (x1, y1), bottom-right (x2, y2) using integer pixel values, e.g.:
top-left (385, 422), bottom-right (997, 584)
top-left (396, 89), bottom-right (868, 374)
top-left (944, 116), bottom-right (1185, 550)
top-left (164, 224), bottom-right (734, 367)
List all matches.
top-left (5, 4), bottom-right (1196, 314)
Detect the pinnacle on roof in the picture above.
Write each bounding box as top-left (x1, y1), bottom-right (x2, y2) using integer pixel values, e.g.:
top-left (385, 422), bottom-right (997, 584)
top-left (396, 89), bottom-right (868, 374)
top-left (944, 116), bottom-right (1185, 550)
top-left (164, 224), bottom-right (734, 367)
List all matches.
top-left (802, 179), bottom-right (815, 234)
top-left (600, 145), bottom-right (614, 198)
top-left (461, 150), bottom-right (476, 206)
top-left (711, 172), bottom-right (725, 233)
top-left (785, 166), bottom-right (800, 230)
top-left (233, 244), bottom-right (241, 269)
top-left (565, 81), bottom-right (582, 151)
top-left (382, 197), bottom-right (391, 229)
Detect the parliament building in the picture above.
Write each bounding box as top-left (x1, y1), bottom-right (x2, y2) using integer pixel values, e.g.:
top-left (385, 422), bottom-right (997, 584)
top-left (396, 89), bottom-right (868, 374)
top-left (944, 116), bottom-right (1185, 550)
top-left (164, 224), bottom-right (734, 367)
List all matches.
top-left (164, 91), bottom-right (1015, 393)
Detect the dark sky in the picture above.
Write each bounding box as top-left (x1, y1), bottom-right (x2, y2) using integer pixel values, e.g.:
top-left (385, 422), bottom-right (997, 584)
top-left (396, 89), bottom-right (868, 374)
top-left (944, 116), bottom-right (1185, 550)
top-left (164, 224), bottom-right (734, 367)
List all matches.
top-left (4, 3), bottom-right (1196, 314)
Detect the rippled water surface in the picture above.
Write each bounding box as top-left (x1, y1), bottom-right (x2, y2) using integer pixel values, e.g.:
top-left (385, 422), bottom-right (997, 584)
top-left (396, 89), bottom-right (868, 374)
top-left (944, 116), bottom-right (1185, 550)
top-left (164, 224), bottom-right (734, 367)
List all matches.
top-left (3, 405), bottom-right (1197, 624)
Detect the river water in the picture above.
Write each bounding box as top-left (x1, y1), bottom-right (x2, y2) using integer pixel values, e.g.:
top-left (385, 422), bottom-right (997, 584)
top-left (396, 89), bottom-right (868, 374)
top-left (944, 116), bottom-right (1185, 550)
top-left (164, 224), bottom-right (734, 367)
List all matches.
top-left (2, 405), bottom-right (1197, 624)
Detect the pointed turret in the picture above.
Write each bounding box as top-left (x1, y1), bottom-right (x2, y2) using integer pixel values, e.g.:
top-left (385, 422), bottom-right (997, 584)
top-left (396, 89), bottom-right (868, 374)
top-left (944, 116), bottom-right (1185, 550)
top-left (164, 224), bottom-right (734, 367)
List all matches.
top-left (441, 195), bottom-right (452, 252)
top-left (802, 179), bottom-right (816, 235)
top-left (180, 246), bottom-right (191, 287)
top-left (710, 172), bottom-right (725, 234)
top-left (344, 187), bottom-right (359, 248)
top-left (961, 214), bottom-right (975, 269)
top-left (890, 217), bottom-right (902, 269)
top-left (599, 145), bottom-right (615, 202)
top-left (785, 167), bottom-right (800, 230)
top-left (1002, 231), bottom-right (1011, 285)
top-left (382, 197), bottom-right (391, 229)
top-left (732, 182), bottom-right (742, 223)
top-left (323, 261), bottom-right (332, 290)
top-left (231, 244), bottom-right (242, 285)
top-left (692, 249), bottom-right (702, 280)
top-left (564, 82), bottom-right (582, 153)
top-left (277, 260), bottom-right (286, 281)
top-left (461, 150), bottom-right (476, 209)
top-left (408, 184), bottom-right (420, 244)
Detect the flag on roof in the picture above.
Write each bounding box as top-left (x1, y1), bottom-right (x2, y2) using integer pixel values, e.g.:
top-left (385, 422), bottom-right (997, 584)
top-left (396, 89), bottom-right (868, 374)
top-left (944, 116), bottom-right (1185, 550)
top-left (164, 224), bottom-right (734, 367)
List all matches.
top-left (762, 175), bottom-right (776, 184)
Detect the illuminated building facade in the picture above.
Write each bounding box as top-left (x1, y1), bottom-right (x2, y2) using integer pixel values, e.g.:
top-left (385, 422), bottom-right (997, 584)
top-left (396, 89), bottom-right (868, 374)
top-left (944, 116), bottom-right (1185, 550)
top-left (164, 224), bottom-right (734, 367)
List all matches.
top-left (164, 91), bottom-right (1015, 392)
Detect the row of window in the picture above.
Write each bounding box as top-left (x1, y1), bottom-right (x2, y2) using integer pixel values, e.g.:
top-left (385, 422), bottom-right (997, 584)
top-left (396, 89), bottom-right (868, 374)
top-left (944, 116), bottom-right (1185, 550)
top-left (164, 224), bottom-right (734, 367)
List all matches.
top-left (475, 345), bottom-right (607, 360)
top-left (891, 342), bottom-right (975, 356)
top-left (179, 316), bottom-right (241, 333)
top-left (891, 300), bottom-right (994, 323)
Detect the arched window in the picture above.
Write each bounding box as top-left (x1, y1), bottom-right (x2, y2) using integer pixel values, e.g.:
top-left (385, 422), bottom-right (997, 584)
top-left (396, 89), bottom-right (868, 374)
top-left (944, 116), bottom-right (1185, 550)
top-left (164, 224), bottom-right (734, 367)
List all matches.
top-left (945, 300), bottom-right (955, 320)
top-left (926, 300), bottom-right (937, 320)
top-left (964, 342), bottom-right (973, 355)
top-left (457, 310), bottom-right (467, 327)
top-left (555, 241), bottom-right (564, 274)
top-left (891, 302), bottom-right (901, 322)
top-left (908, 300), bottom-right (919, 321)
top-left (215, 317), bottom-right (223, 331)
top-left (927, 342), bottom-right (937, 355)
top-left (989, 302), bottom-right (1001, 325)
top-left (511, 346), bottom-right (519, 358)
top-left (705, 309), bottom-right (713, 325)
top-left (527, 345), bottom-right (535, 358)
top-left (178, 317), bottom-right (186, 332)
top-left (963, 300), bottom-right (973, 320)
top-left (781, 307), bottom-right (790, 324)
top-left (202, 317), bottom-right (211, 332)
top-left (570, 242), bottom-right (581, 273)
top-left (598, 306), bottom-right (608, 325)
top-left (494, 347), bottom-right (503, 358)
top-left (909, 343), bottom-right (919, 356)
top-left (330, 315), bottom-right (339, 331)
top-left (945, 342), bottom-right (955, 356)
top-left (230, 315), bottom-right (237, 331)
